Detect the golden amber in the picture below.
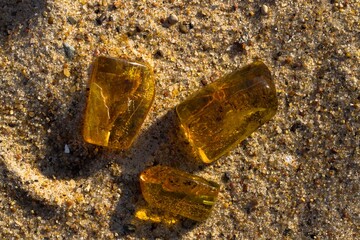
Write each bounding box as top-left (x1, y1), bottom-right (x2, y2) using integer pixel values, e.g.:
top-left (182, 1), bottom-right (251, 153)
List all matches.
top-left (83, 56), bottom-right (155, 149)
top-left (140, 165), bottom-right (220, 221)
top-left (176, 61), bottom-right (278, 163)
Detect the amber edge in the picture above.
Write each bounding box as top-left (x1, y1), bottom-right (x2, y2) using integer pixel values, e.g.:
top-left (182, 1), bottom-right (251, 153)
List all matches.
top-left (82, 56), bottom-right (100, 146)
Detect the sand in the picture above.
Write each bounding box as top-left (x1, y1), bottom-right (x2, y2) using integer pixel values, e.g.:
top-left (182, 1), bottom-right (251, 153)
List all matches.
top-left (0, 0), bottom-right (359, 239)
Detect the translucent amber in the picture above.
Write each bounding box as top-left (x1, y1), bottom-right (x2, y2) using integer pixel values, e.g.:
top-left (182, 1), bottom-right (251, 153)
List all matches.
top-left (135, 206), bottom-right (178, 224)
top-left (176, 61), bottom-right (278, 163)
top-left (83, 56), bottom-right (155, 149)
top-left (140, 166), bottom-right (220, 221)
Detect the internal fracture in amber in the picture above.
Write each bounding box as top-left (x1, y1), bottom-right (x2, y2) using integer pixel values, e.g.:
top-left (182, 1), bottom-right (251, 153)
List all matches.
top-left (140, 165), bottom-right (220, 221)
top-left (176, 61), bottom-right (278, 163)
top-left (83, 56), bottom-right (155, 149)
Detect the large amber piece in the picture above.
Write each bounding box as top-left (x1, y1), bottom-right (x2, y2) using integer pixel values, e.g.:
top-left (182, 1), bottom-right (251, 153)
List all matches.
top-left (176, 61), bottom-right (278, 163)
top-left (83, 56), bottom-right (155, 149)
top-left (140, 165), bottom-right (220, 221)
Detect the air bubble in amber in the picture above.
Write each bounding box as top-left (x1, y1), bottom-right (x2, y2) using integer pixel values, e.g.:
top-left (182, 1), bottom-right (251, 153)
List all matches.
top-left (140, 165), bottom-right (220, 221)
top-left (83, 56), bottom-right (155, 149)
top-left (176, 61), bottom-right (278, 163)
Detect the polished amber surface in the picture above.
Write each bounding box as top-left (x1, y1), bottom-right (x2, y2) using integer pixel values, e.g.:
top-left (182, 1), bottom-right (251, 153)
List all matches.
top-left (140, 165), bottom-right (220, 221)
top-left (83, 56), bottom-right (155, 149)
top-left (176, 61), bottom-right (278, 163)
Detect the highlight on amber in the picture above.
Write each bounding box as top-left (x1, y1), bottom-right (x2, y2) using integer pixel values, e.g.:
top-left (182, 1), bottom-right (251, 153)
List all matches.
top-left (140, 165), bottom-right (220, 221)
top-left (83, 56), bottom-right (155, 149)
top-left (134, 206), bottom-right (178, 225)
top-left (176, 61), bottom-right (278, 163)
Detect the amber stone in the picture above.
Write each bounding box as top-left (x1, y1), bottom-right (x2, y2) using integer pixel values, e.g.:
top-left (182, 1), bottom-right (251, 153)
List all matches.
top-left (83, 56), bottom-right (155, 149)
top-left (176, 61), bottom-right (278, 163)
top-left (140, 165), bottom-right (220, 221)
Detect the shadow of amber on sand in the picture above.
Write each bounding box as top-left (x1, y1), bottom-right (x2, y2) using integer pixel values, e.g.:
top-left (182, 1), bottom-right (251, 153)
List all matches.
top-left (122, 109), bottom-right (207, 173)
top-left (0, 0), bottom-right (47, 43)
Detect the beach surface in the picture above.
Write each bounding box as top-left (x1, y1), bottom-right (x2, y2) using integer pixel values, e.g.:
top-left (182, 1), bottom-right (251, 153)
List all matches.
top-left (0, 0), bottom-right (359, 239)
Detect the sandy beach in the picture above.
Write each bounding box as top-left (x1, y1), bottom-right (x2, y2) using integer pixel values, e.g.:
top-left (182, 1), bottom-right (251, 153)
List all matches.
top-left (0, 0), bottom-right (359, 239)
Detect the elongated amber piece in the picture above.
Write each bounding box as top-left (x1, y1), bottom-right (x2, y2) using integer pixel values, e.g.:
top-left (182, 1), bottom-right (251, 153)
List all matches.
top-left (176, 61), bottom-right (278, 163)
top-left (140, 166), bottom-right (220, 221)
top-left (83, 56), bottom-right (155, 149)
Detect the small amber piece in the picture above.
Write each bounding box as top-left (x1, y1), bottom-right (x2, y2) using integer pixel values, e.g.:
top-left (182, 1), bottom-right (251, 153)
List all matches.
top-left (83, 56), bottom-right (155, 149)
top-left (140, 166), bottom-right (220, 221)
top-left (176, 61), bottom-right (278, 163)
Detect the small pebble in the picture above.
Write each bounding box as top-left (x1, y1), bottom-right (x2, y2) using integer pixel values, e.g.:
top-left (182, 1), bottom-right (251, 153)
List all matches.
top-left (154, 49), bottom-right (164, 58)
top-left (261, 5), bottom-right (269, 15)
top-left (96, 13), bottom-right (107, 25)
top-left (67, 16), bottom-right (77, 25)
top-left (167, 14), bottom-right (179, 25)
top-left (189, 21), bottom-right (195, 29)
top-left (179, 23), bottom-right (189, 33)
top-left (63, 67), bottom-right (71, 77)
top-left (28, 111), bottom-right (35, 118)
top-left (64, 144), bottom-right (70, 154)
top-left (63, 43), bottom-right (75, 59)
top-left (48, 16), bottom-right (54, 24)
